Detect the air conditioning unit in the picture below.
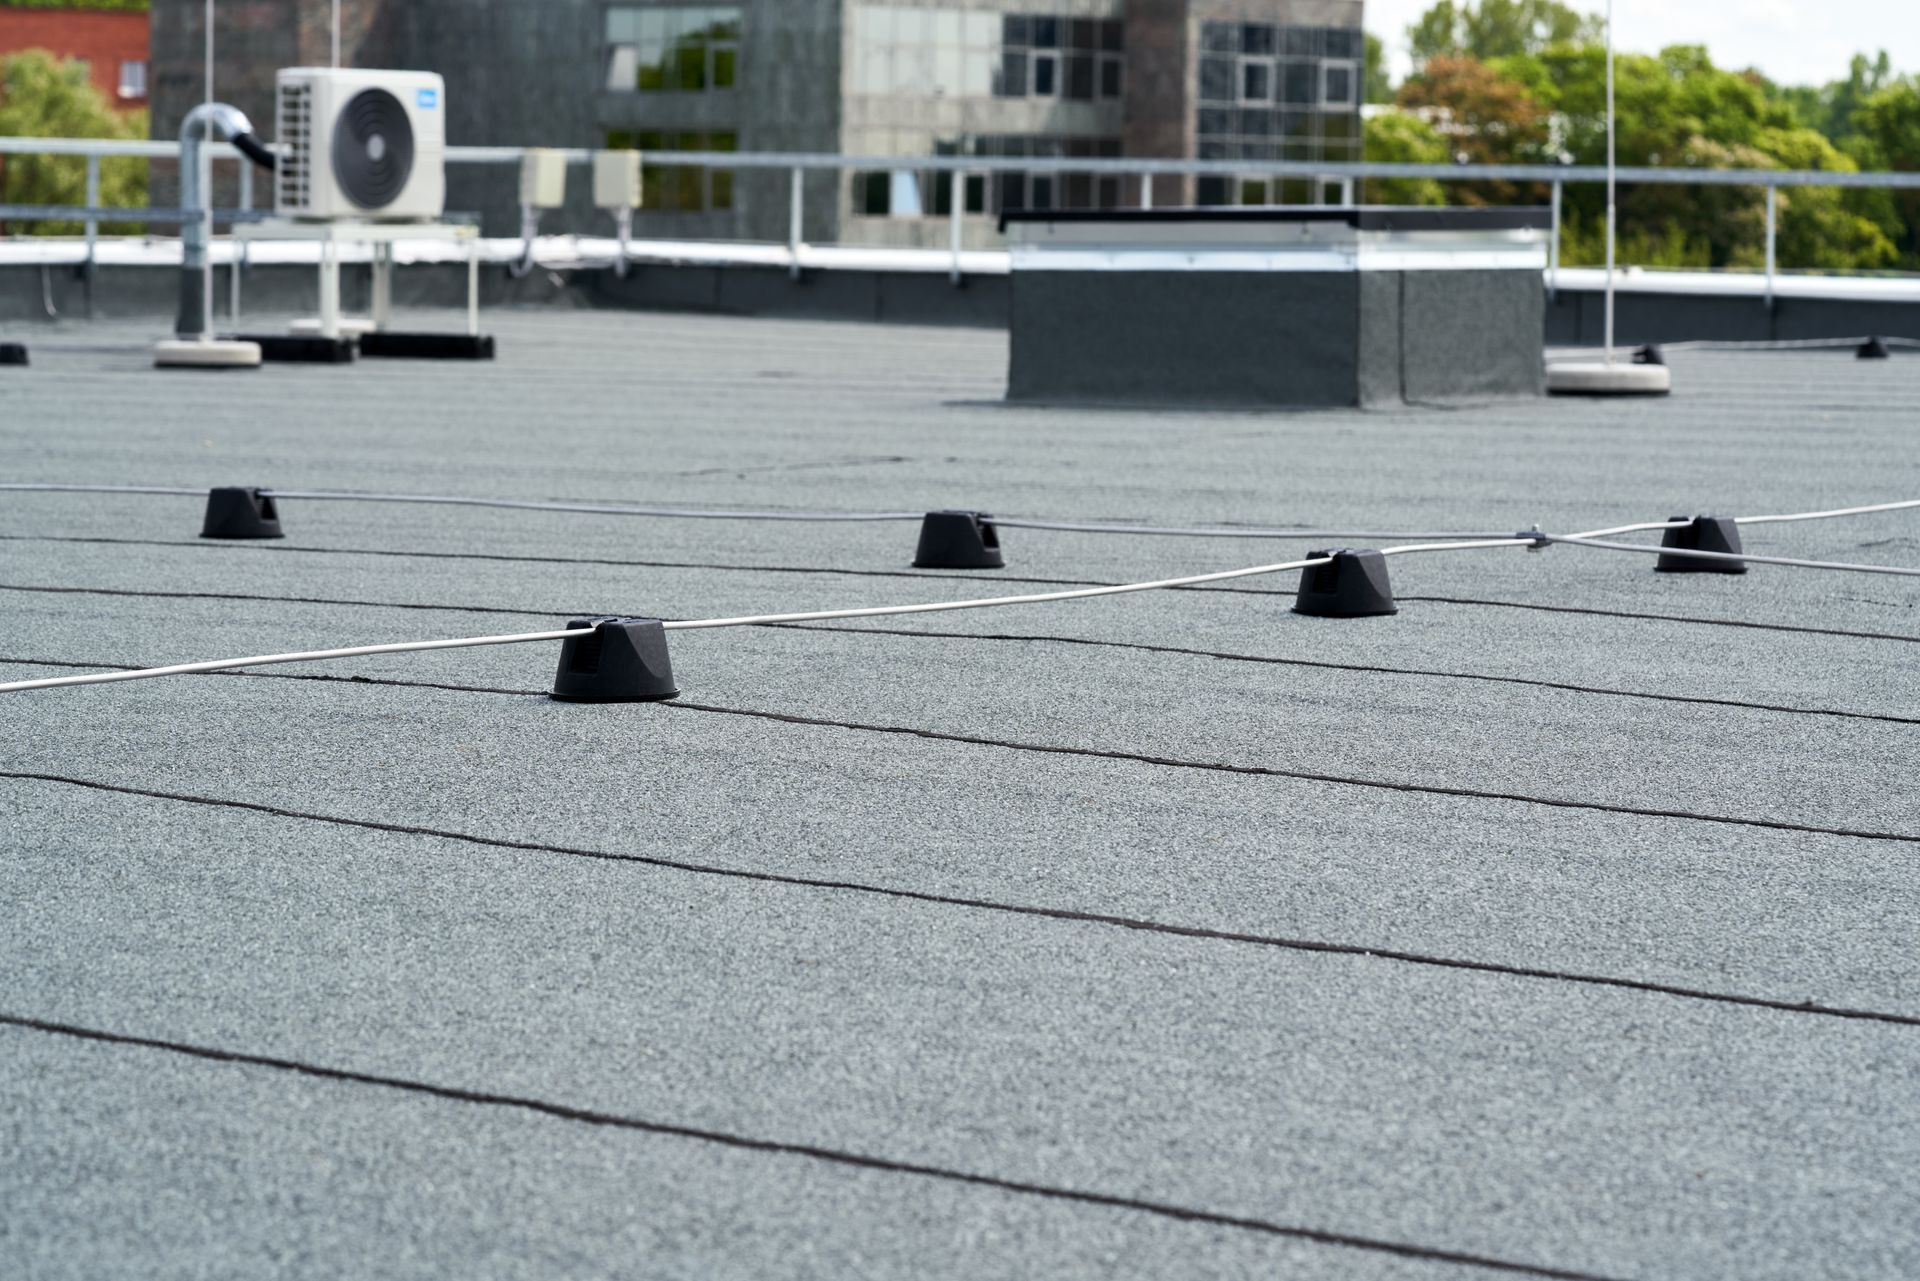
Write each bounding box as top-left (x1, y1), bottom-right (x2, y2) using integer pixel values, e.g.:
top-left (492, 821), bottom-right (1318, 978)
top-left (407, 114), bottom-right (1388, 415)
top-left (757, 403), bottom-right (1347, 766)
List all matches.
top-left (275, 68), bottom-right (446, 221)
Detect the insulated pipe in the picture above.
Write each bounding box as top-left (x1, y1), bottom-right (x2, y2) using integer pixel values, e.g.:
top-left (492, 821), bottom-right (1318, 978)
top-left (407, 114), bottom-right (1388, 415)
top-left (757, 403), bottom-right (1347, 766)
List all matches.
top-left (174, 103), bottom-right (272, 339)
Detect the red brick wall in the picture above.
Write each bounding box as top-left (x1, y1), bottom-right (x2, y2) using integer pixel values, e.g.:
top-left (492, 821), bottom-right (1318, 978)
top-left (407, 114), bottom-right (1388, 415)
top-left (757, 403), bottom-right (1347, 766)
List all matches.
top-left (0, 8), bottom-right (151, 108)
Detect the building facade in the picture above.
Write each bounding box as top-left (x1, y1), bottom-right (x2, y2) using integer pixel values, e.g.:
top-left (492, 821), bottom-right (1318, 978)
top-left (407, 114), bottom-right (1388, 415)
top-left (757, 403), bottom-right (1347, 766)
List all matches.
top-left (150, 0), bottom-right (1363, 242)
top-left (0, 3), bottom-right (150, 110)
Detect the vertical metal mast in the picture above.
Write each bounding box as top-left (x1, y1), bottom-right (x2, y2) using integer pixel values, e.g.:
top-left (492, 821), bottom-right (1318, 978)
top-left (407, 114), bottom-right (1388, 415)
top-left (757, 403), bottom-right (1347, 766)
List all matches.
top-left (202, 0), bottom-right (215, 337)
top-left (1604, 0), bottom-right (1616, 365)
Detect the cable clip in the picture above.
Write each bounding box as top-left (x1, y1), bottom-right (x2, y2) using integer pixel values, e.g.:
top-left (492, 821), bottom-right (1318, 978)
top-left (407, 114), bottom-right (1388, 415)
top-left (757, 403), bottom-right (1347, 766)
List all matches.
top-left (1520, 525), bottom-right (1551, 552)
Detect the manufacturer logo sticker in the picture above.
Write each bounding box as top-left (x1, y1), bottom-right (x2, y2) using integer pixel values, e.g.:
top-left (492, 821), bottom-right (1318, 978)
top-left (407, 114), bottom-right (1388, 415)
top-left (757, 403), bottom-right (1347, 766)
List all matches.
top-left (416, 88), bottom-right (439, 110)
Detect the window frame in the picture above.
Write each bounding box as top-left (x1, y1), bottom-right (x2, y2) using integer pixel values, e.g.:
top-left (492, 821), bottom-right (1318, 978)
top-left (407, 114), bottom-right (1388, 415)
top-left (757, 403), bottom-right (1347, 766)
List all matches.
top-left (1319, 58), bottom-right (1359, 110)
top-left (1031, 50), bottom-right (1060, 97)
top-left (1238, 56), bottom-right (1274, 104)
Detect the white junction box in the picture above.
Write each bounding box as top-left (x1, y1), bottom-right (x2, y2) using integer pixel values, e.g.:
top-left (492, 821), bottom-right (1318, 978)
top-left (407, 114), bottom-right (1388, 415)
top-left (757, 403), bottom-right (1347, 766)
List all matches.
top-left (593, 149), bottom-right (644, 210)
top-left (520, 148), bottom-right (569, 210)
top-left (275, 67), bottom-right (446, 221)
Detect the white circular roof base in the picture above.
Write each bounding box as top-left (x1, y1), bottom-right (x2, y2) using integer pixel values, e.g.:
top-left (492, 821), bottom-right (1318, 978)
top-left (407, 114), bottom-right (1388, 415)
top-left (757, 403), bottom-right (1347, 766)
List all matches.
top-left (1546, 361), bottom-right (1672, 397)
top-left (154, 339), bottom-right (263, 370)
top-left (291, 317), bottom-right (377, 338)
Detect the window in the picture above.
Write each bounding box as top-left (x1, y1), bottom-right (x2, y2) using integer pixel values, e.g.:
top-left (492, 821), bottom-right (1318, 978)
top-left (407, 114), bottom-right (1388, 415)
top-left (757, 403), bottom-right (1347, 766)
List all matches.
top-left (117, 59), bottom-right (148, 99)
top-left (1032, 51), bottom-right (1058, 96)
top-left (1240, 59), bottom-right (1272, 104)
top-left (605, 130), bottom-right (737, 212)
top-left (1283, 61), bottom-right (1315, 105)
top-left (1066, 52), bottom-right (1095, 100)
top-left (848, 134), bottom-right (1119, 221)
top-left (993, 13), bottom-right (1124, 99)
top-left (1196, 23), bottom-right (1363, 205)
top-left (1320, 60), bottom-right (1357, 109)
top-left (1199, 57), bottom-right (1233, 102)
top-left (605, 7), bottom-right (742, 94)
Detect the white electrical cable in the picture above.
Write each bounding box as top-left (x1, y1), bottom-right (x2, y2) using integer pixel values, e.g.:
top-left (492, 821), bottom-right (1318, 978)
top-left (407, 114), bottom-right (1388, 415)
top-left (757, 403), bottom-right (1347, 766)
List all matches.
top-left (1, 504), bottom-right (1915, 696)
top-left (0, 628), bottom-right (590, 695)
top-left (1735, 498), bottom-right (1920, 527)
top-left (661, 555), bottom-right (1329, 632)
top-left (1545, 534), bottom-right (1920, 577)
top-left (663, 540), bottom-right (1540, 632)
top-left (981, 517), bottom-right (1521, 540)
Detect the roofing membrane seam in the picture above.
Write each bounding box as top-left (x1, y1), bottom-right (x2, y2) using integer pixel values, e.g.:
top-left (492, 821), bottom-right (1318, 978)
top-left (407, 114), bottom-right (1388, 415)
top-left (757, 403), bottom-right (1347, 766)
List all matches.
top-left (3, 669), bottom-right (1914, 844)
top-left (4, 766), bottom-right (1915, 1031)
top-left (9, 530), bottom-right (1920, 643)
top-left (13, 622), bottom-right (1914, 725)
top-left (0, 1012), bottom-right (1626, 1281)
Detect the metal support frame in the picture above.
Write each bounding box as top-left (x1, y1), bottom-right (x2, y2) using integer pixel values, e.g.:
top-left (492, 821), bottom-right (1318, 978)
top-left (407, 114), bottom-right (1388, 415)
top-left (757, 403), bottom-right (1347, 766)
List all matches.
top-left (787, 166), bottom-right (804, 280)
top-left (232, 159), bottom-right (252, 321)
top-left (1548, 179), bottom-right (1561, 299)
top-left (318, 235), bottom-right (341, 338)
top-left (83, 156), bottom-right (99, 274)
top-left (948, 171), bottom-right (966, 285)
top-left (1765, 185), bottom-right (1778, 310)
top-left (371, 242), bottom-right (393, 330)
top-left (613, 205), bottom-right (633, 278)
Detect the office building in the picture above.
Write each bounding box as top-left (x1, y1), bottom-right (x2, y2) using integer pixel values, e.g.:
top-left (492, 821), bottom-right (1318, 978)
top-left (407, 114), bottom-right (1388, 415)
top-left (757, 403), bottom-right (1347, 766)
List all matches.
top-left (150, 0), bottom-right (1364, 241)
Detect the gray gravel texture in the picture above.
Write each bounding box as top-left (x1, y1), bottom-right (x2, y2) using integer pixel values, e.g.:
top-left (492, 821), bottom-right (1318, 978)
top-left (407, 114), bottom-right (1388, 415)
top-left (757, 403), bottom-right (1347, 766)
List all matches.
top-left (2, 310), bottom-right (1918, 1281)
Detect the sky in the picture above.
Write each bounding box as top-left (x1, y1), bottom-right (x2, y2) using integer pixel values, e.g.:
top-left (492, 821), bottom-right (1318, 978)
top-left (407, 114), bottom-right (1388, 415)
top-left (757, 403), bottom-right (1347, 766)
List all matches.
top-left (1365, 0), bottom-right (1920, 89)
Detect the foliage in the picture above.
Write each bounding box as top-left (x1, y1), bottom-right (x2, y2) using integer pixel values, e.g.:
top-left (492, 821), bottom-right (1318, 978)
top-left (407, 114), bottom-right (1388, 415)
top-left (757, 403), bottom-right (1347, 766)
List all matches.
top-left (1363, 32), bottom-right (1394, 105)
top-left (1382, 2), bottom-right (1920, 270)
top-left (1395, 54), bottom-right (1547, 205)
top-left (1361, 113), bottom-right (1449, 205)
top-left (1841, 78), bottom-right (1920, 267)
top-left (1408, 0), bottom-right (1601, 67)
top-left (1778, 52), bottom-right (1894, 140)
top-left (0, 51), bottom-right (149, 235)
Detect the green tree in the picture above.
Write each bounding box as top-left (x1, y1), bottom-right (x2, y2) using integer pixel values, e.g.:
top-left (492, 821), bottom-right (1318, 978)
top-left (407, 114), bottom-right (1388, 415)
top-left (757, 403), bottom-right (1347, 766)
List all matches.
top-left (1779, 51), bottom-right (1895, 139)
top-left (1396, 54), bottom-right (1549, 204)
top-left (1364, 32), bottom-right (1394, 104)
top-left (0, 50), bottom-right (148, 235)
top-left (1361, 113), bottom-right (1449, 205)
top-left (1409, 0), bottom-right (1600, 67)
top-left (1844, 78), bottom-right (1920, 266)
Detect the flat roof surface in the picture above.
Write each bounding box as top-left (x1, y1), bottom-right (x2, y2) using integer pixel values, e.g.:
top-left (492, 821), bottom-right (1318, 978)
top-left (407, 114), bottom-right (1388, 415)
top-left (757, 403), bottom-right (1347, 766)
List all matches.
top-left (3, 310), bottom-right (1918, 1281)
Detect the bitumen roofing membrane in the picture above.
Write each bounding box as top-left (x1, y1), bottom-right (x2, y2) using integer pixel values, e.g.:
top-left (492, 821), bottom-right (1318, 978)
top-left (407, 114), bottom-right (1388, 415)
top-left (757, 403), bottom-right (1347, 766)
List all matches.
top-left (2, 308), bottom-right (1918, 1280)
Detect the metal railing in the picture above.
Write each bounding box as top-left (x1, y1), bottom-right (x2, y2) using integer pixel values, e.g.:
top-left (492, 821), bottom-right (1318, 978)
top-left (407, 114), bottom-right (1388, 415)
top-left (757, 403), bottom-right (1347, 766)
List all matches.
top-left (5, 135), bottom-right (1920, 298)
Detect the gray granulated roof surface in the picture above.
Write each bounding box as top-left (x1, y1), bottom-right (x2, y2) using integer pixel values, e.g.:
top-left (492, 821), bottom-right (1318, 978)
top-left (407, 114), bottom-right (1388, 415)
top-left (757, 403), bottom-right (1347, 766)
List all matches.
top-left (2, 309), bottom-right (1918, 1281)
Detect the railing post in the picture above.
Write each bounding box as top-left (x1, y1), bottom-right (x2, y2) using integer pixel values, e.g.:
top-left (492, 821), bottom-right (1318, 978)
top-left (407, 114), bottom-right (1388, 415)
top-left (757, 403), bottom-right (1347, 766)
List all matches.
top-left (788, 165), bottom-right (804, 281)
top-left (1764, 184), bottom-right (1778, 310)
top-left (1140, 172), bottom-right (1153, 210)
top-left (83, 154), bottom-right (100, 270)
top-left (1549, 179), bottom-right (1561, 299)
top-left (948, 168), bottom-right (965, 285)
top-left (233, 157), bottom-right (253, 321)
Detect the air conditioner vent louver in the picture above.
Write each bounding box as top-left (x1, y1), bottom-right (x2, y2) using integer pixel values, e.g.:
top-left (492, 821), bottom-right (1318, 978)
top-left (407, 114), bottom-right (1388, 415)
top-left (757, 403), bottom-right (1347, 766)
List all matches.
top-left (277, 81), bottom-right (313, 212)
